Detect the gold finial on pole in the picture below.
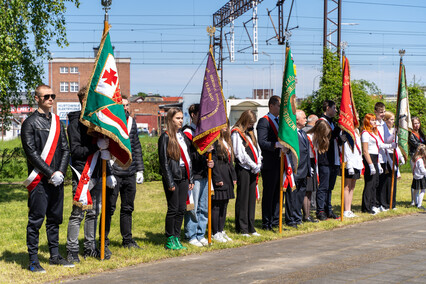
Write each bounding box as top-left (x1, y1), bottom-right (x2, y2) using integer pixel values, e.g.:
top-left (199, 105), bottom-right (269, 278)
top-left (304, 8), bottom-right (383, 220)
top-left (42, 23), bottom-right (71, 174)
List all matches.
top-left (399, 49), bottom-right (406, 58)
top-left (207, 26), bottom-right (216, 48)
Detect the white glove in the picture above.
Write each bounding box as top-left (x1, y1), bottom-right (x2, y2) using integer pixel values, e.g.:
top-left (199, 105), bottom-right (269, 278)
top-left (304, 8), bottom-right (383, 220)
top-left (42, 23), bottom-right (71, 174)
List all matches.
top-left (348, 168), bottom-right (355, 175)
top-left (97, 138), bottom-right (109, 150)
top-left (251, 164), bottom-right (261, 174)
top-left (378, 164), bottom-right (384, 174)
top-left (49, 171), bottom-right (64, 187)
top-left (340, 133), bottom-right (348, 142)
top-left (310, 167), bottom-right (315, 176)
top-left (100, 149), bottom-right (111, 160)
top-left (275, 142), bottom-right (284, 149)
top-left (106, 175), bottom-right (117, 189)
top-left (369, 164), bottom-right (376, 175)
top-left (399, 155), bottom-right (405, 165)
top-left (136, 171), bottom-right (144, 184)
top-left (391, 142), bottom-right (397, 149)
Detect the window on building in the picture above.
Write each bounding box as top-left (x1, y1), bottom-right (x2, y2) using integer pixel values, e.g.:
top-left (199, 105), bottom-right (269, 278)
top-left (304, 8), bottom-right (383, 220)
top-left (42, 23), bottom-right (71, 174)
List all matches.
top-left (60, 82), bottom-right (69, 92)
top-left (70, 67), bottom-right (79, 74)
top-left (60, 67), bottom-right (68, 73)
top-left (70, 82), bottom-right (79, 92)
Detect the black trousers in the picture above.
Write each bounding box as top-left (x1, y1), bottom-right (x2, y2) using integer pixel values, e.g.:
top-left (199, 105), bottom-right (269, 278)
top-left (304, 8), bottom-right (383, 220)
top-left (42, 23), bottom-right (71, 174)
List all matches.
top-left (317, 165), bottom-right (338, 215)
top-left (211, 200), bottom-right (229, 235)
top-left (104, 174), bottom-right (137, 245)
top-left (235, 165), bottom-right (257, 234)
top-left (362, 155), bottom-right (379, 213)
top-left (27, 180), bottom-right (64, 261)
top-left (285, 179), bottom-right (307, 225)
top-left (379, 165), bottom-right (397, 209)
top-left (376, 163), bottom-right (388, 208)
top-left (163, 177), bottom-right (189, 238)
top-left (261, 166), bottom-right (280, 228)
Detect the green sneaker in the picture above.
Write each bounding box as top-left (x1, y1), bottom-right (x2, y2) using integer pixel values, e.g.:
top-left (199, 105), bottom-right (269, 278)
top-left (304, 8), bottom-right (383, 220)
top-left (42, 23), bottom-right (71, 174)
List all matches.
top-left (173, 236), bottom-right (187, 250)
top-left (165, 236), bottom-right (178, 250)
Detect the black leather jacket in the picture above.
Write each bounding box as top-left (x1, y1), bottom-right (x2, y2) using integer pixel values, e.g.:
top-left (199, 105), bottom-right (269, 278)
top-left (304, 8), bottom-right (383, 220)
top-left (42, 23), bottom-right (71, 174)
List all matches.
top-left (158, 131), bottom-right (193, 189)
top-left (21, 110), bottom-right (69, 177)
top-left (409, 131), bottom-right (426, 157)
top-left (67, 111), bottom-right (101, 179)
top-left (111, 113), bottom-right (144, 176)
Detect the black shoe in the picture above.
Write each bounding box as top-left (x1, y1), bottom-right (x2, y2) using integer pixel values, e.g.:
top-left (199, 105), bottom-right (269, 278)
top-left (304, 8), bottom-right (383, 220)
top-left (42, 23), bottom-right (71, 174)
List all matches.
top-left (328, 212), bottom-right (340, 219)
top-left (49, 255), bottom-right (75, 267)
top-left (67, 251), bottom-right (80, 264)
top-left (317, 211), bottom-right (328, 221)
top-left (104, 246), bottom-right (112, 259)
top-left (418, 206), bottom-right (426, 211)
top-left (287, 223), bottom-right (298, 228)
top-left (28, 261), bottom-right (46, 273)
top-left (123, 239), bottom-right (141, 249)
top-left (83, 248), bottom-right (101, 260)
top-left (303, 216), bottom-right (319, 223)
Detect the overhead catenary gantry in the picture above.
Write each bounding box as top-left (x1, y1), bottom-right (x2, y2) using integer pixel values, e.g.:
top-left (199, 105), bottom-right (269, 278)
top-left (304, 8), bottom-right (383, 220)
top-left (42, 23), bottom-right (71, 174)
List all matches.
top-left (323, 0), bottom-right (342, 57)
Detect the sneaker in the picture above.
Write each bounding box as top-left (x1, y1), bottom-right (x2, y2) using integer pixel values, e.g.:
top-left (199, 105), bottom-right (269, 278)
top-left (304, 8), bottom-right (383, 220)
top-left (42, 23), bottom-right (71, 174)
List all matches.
top-left (49, 255), bottom-right (75, 267)
top-left (165, 236), bottom-right (178, 250)
top-left (83, 248), bottom-right (101, 260)
top-left (410, 201), bottom-right (416, 206)
top-left (343, 211), bottom-right (352, 218)
top-left (221, 231), bottom-right (232, 241)
top-left (372, 206), bottom-right (380, 213)
top-left (418, 206), bottom-right (426, 211)
top-left (123, 239), bottom-right (141, 249)
top-left (188, 238), bottom-right (203, 247)
top-left (213, 232), bottom-right (227, 243)
top-left (317, 211), bottom-right (328, 221)
top-left (173, 236), bottom-right (187, 250)
top-left (241, 233), bottom-right (251, 237)
top-left (327, 211), bottom-right (339, 219)
top-left (198, 237), bottom-right (208, 246)
top-left (251, 232), bottom-right (261, 237)
top-left (66, 251), bottom-right (80, 264)
top-left (28, 261), bottom-right (46, 273)
top-left (380, 206), bottom-right (389, 212)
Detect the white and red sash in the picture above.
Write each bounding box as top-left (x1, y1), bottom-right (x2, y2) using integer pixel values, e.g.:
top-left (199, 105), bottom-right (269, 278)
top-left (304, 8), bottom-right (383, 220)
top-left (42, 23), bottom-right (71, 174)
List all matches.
top-left (232, 128), bottom-right (261, 200)
top-left (183, 127), bottom-right (193, 141)
top-left (362, 130), bottom-right (380, 152)
top-left (263, 114), bottom-right (279, 137)
top-left (126, 116), bottom-right (133, 135)
top-left (177, 132), bottom-right (194, 209)
top-left (71, 151), bottom-right (100, 210)
top-left (307, 134), bottom-right (320, 184)
top-left (23, 113), bottom-right (61, 192)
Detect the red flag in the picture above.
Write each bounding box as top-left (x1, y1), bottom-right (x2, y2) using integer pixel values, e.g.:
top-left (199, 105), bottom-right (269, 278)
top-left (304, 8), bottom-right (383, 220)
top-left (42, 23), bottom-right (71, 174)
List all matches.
top-left (338, 56), bottom-right (359, 151)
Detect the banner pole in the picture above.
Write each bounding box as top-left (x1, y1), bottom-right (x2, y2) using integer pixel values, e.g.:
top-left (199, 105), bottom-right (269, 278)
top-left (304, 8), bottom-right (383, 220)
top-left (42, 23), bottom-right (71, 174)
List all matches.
top-left (341, 145), bottom-right (345, 222)
top-left (100, 159), bottom-right (106, 260)
top-left (208, 152), bottom-right (212, 245)
top-left (390, 151), bottom-right (396, 210)
top-left (279, 151), bottom-right (284, 233)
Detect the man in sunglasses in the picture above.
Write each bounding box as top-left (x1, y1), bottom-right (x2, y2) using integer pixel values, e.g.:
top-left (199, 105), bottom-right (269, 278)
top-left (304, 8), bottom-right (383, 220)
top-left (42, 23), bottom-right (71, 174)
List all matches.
top-left (21, 84), bottom-right (73, 272)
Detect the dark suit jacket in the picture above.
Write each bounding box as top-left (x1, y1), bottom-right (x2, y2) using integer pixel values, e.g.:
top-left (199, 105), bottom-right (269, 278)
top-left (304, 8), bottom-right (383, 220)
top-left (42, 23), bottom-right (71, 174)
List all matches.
top-left (256, 115), bottom-right (281, 170)
top-left (318, 115), bottom-right (342, 166)
top-left (294, 129), bottom-right (311, 180)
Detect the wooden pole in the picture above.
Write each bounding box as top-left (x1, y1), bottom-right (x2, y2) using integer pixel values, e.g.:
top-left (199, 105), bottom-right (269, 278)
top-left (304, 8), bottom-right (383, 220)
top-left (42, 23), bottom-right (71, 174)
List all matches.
top-left (100, 159), bottom-right (106, 260)
top-left (279, 151), bottom-right (284, 233)
top-left (341, 145), bottom-right (345, 221)
top-left (390, 151), bottom-right (396, 210)
top-left (208, 152), bottom-right (212, 245)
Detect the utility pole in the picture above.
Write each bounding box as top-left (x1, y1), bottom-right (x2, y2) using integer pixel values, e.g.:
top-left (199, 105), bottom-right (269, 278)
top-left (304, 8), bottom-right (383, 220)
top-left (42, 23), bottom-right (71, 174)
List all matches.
top-left (323, 0), bottom-right (342, 57)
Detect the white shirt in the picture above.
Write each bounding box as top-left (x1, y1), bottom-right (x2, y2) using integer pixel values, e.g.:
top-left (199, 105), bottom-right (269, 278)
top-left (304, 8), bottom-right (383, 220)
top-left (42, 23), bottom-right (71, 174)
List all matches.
top-left (361, 131), bottom-right (379, 155)
top-left (231, 130), bottom-right (262, 171)
top-left (344, 130), bottom-right (363, 170)
top-left (411, 158), bottom-right (426, 180)
top-left (376, 120), bottom-right (391, 163)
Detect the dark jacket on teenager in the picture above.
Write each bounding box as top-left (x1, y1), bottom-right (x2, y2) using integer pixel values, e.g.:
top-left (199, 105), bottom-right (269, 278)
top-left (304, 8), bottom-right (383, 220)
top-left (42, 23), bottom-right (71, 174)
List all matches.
top-left (158, 131), bottom-right (194, 189)
top-left (22, 110), bottom-right (69, 177)
top-left (409, 131), bottom-right (426, 157)
top-left (182, 124), bottom-right (208, 180)
top-left (317, 115), bottom-right (342, 166)
top-left (212, 141), bottom-right (237, 195)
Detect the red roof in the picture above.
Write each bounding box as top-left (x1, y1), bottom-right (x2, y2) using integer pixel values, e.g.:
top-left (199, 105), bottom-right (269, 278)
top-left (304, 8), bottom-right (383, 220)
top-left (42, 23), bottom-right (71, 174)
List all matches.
top-left (163, 97), bottom-right (182, 102)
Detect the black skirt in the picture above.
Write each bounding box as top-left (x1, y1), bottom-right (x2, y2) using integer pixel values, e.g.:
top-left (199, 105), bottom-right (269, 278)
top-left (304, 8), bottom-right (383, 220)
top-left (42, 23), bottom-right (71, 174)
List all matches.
top-left (344, 168), bottom-right (361, 180)
top-left (411, 177), bottom-right (426, 190)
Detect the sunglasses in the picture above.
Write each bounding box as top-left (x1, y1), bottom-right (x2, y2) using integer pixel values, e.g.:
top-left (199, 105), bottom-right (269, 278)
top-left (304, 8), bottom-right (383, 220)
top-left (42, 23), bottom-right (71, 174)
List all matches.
top-left (39, 94), bottom-right (56, 100)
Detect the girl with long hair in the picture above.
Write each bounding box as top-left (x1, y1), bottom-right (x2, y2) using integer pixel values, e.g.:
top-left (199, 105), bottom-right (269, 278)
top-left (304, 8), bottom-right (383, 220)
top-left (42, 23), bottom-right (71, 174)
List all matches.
top-left (361, 114), bottom-right (396, 215)
top-left (411, 144), bottom-right (426, 210)
top-left (231, 110), bottom-right (262, 237)
top-left (211, 122), bottom-right (237, 242)
top-left (409, 116), bottom-right (426, 205)
top-left (158, 108), bottom-right (194, 250)
top-left (306, 120), bottom-right (331, 221)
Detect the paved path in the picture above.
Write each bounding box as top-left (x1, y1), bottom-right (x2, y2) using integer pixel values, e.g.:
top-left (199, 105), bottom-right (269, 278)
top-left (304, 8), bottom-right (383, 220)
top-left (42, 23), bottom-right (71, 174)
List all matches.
top-left (67, 213), bottom-right (426, 283)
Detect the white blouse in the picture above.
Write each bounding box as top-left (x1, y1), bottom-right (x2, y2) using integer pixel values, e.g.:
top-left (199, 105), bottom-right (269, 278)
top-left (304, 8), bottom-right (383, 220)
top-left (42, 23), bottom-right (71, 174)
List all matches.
top-left (344, 131), bottom-right (363, 170)
top-left (231, 130), bottom-right (262, 171)
top-left (411, 158), bottom-right (426, 180)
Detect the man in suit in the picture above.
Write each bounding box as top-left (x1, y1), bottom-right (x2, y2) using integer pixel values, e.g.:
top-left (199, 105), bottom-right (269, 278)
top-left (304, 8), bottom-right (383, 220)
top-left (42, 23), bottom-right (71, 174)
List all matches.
top-left (285, 110), bottom-right (311, 228)
top-left (317, 100), bottom-right (341, 220)
top-left (257, 96), bottom-right (283, 231)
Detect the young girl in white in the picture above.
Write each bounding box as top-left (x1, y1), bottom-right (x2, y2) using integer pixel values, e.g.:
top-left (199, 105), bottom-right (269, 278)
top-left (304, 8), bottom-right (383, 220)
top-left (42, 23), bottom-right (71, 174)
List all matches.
top-left (410, 144), bottom-right (426, 210)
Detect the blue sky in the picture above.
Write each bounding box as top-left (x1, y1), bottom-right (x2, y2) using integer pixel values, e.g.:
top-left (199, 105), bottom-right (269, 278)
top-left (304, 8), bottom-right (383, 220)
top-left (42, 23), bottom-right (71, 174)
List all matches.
top-left (43, 0), bottom-right (426, 98)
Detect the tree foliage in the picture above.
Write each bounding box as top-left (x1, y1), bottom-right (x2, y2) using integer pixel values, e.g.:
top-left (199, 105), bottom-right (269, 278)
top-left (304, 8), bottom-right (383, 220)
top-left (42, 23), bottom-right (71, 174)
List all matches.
top-left (0, 0), bottom-right (80, 127)
top-left (300, 48), bottom-right (380, 121)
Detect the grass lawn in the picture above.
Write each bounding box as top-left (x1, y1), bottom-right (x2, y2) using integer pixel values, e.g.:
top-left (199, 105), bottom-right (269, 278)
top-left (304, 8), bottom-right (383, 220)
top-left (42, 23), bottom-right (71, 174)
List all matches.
top-left (0, 172), bottom-right (421, 283)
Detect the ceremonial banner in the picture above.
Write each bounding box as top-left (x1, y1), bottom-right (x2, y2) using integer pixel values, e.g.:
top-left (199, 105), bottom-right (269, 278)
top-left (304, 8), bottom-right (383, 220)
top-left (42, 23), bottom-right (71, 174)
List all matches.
top-left (193, 48), bottom-right (227, 154)
top-left (80, 26), bottom-right (132, 168)
top-left (278, 47), bottom-right (299, 171)
top-left (338, 56), bottom-right (359, 152)
top-left (395, 62), bottom-right (412, 161)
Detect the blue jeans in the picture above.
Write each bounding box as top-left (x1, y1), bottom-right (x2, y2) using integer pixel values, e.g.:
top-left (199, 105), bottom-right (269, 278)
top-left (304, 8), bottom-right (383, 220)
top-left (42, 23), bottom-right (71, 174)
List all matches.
top-left (184, 178), bottom-right (208, 241)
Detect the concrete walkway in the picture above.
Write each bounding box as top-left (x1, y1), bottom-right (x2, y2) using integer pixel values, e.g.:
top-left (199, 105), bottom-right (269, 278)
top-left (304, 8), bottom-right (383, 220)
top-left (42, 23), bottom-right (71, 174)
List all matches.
top-left (67, 213), bottom-right (426, 283)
